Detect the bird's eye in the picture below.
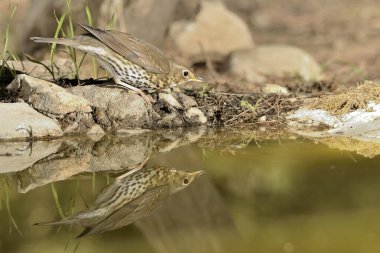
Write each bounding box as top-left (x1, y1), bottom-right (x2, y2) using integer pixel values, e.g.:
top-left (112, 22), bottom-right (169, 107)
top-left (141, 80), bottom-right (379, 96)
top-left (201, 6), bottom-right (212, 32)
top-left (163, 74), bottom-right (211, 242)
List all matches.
top-left (182, 70), bottom-right (189, 77)
top-left (183, 178), bottom-right (189, 185)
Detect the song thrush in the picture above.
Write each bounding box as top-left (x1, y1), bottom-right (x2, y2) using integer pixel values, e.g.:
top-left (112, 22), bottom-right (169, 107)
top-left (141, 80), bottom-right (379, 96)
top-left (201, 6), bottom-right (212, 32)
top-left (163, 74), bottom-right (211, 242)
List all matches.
top-left (31, 24), bottom-right (204, 102)
top-left (36, 166), bottom-right (204, 238)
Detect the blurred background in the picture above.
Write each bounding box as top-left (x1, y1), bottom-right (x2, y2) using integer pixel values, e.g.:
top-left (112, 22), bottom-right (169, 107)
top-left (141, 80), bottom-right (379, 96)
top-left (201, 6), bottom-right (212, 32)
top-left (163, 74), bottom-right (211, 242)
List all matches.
top-left (1, 0), bottom-right (379, 92)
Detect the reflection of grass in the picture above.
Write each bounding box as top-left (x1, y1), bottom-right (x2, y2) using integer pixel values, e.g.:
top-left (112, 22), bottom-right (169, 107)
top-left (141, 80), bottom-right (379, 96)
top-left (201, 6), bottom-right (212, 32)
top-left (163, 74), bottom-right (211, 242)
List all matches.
top-left (92, 172), bottom-right (96, 200)
top-left (1, 176), bottom-right (22, 236)
top-left (51, 182), bottom-right (65, 219)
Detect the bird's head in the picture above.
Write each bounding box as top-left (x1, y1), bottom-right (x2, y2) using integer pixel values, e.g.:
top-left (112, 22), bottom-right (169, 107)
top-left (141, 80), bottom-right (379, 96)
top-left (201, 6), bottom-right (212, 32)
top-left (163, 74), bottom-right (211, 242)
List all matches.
top-left (169, 63), bottom-right (205, 87)
top-left (169, 169), bottom-right (205, 193)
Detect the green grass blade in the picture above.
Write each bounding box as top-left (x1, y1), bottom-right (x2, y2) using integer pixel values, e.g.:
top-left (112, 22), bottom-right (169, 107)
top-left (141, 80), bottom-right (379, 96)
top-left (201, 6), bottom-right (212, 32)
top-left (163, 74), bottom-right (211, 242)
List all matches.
top-left (84, 3), bottom-right (98, 78)
top-left (1, 3), bottom-right (18, 76)
top-left (51, 10), bottom-right (68, 80)
top-left (25, 54), bottom-right (55, 78)
top-left (2, 4), bottom-right (18, 59)
top-left (108, 12), bottom-right (116, 29)
top-left (84, 4), bottom-right (93, 26)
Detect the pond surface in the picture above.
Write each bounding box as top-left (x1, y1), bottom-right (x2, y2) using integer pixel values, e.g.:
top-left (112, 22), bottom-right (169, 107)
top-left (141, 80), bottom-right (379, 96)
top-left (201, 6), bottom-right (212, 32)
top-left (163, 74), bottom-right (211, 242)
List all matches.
top-left (1, 128), bottom-right (380, 253)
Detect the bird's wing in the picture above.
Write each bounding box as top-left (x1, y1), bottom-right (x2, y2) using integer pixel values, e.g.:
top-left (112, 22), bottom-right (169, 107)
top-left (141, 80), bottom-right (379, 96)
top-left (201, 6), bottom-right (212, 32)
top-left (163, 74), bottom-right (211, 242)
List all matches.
top-left (77, 185), bottom-right (170, 238)
top-left (78, 24), bottom-right (170, 74)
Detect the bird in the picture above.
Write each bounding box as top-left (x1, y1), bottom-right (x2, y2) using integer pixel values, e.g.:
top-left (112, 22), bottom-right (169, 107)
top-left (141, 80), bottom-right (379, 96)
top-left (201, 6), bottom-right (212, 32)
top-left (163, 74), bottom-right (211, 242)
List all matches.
top-left (35, 166), bottom-right (204, 238)
top-left (30, 24), bottom-right (204, 103)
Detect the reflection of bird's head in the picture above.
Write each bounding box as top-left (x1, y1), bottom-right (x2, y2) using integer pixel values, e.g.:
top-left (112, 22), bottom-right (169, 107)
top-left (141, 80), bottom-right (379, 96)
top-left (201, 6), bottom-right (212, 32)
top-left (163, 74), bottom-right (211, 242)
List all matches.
top-left (168, 169), bottom-right (205, 193)
top-left (169, 63), bottom-right (205, 87)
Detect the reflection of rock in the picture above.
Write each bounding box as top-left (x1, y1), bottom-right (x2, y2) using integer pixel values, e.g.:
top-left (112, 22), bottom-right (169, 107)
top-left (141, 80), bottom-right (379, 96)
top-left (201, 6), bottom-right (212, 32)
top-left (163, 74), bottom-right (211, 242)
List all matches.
top-left (169, 1), bottom-right (253, 61)
top-left (0, 103), bottom-right (63, 141)
top-left (68, 85), bottom-right (151, 130)
top-left (88, 134), bottom-right (156, 172)
top-left (313, 137), bottom-right (380, 158)
top-left (0, 139), bottom-right (62, 173)
top-left (15, 141), bottom-right (92, 193)
top-left (155, 127), bottom-right (206, 153)
top-left (136, 176), bottom-right (241, 253)
top-left (229, 45), bottom-right (321, 82)
top-left (10, 128), bottom-right (206, 192)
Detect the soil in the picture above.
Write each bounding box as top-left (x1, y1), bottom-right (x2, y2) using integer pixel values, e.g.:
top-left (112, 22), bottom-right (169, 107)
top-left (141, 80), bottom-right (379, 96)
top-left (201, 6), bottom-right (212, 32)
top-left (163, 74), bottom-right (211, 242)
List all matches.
top-left (191, 90), bottom-right (301, 126)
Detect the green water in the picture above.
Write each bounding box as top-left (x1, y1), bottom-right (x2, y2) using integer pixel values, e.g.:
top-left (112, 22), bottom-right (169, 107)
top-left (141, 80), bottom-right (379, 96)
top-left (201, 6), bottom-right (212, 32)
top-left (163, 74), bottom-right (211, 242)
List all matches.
top-left (1, 128), bottom-right (380, 253)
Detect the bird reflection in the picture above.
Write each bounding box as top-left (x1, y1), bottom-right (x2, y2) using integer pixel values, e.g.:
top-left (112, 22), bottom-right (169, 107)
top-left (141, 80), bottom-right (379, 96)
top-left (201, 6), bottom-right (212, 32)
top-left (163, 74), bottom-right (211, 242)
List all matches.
top-left (36, 166), bottom-right (204, 238)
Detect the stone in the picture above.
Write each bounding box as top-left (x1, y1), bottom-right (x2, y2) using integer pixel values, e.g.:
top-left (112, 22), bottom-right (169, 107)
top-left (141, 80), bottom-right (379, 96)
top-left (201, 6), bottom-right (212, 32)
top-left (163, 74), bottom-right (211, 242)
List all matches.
top-left (174, 92), bottom-right (198, 109)
top-left (185, 107), bottom-right (207, 124)
top-left (0, 140), bottom-right (62, 173)
top-left (0, 103), bottom-right (63, 141)
top-left (287, 102), bottom-right (380, 141)
top-left (158, 112), bottom-right (184, 128)
top-left (169, 1), bottom-right (253, 61)
top-left (158, 93), bottom-right (183, 109)
top-left (68, 85), bottom-right (151, 130)
top-left (7, 74), bottom-right (92, 115)
top-left (262, 84), bottom-right (289, 95)
top-left (229, 45), bottom-right (321, 82)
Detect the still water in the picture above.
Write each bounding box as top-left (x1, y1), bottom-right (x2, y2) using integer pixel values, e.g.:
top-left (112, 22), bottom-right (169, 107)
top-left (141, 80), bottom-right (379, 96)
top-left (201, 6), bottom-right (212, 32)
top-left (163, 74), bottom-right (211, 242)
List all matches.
top-left (1, 128), bottom-right (380, 253)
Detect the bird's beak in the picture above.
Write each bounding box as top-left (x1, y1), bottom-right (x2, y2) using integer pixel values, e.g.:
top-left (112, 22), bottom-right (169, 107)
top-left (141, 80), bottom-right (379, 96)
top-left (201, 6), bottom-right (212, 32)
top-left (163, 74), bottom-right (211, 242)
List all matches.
top-left (190, 76), bottom-right (205, 83)
top-left (190, 170), bottom-right (205, 177)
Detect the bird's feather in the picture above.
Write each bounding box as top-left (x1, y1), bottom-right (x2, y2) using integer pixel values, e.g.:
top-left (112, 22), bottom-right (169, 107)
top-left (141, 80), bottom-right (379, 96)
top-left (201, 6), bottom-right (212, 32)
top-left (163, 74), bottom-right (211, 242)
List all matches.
top-left (77, 185), bottom-right (170, 238)
top-left (78, 24), bottom-right (170, 74)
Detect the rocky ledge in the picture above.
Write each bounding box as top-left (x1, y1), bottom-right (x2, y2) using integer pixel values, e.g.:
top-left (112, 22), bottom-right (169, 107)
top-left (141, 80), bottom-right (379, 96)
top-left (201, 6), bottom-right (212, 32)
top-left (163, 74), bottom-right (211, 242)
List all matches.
top-left (1, 74), bottom-right (299, 141)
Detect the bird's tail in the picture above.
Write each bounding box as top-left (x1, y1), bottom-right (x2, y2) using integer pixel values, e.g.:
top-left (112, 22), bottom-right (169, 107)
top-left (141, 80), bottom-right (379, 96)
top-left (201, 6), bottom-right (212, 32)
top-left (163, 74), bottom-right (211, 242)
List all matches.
top-left (30, 37), bottom-right (77, 47)
top-left (34, 218), bottom-right (76, 226)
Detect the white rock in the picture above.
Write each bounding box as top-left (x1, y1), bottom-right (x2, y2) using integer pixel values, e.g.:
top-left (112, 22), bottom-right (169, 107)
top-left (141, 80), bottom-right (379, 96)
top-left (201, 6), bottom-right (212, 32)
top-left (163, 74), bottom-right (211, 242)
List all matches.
top-left (158, 93), bottom-right (183, 109)
top-left (174, 92), bottom-right (198, 109)
top-left (169, 1), bottom-right (253, 60)
top-left (287, 109), bottom-right (340, 127)
top-left (229, 45), bottom-right (321, 82)
top-left (287, 102), bottom-right (380, 140)
top-left (262, 84), bottom-right (289, 94)
top-left (185, 107), bottom-right (207, 124)
top-left (7, 74), bottom-right (92, 115)
top-left (68, 85), bottom-right (151, 129)
top-left (0, 103), bottom-right (63, 141)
